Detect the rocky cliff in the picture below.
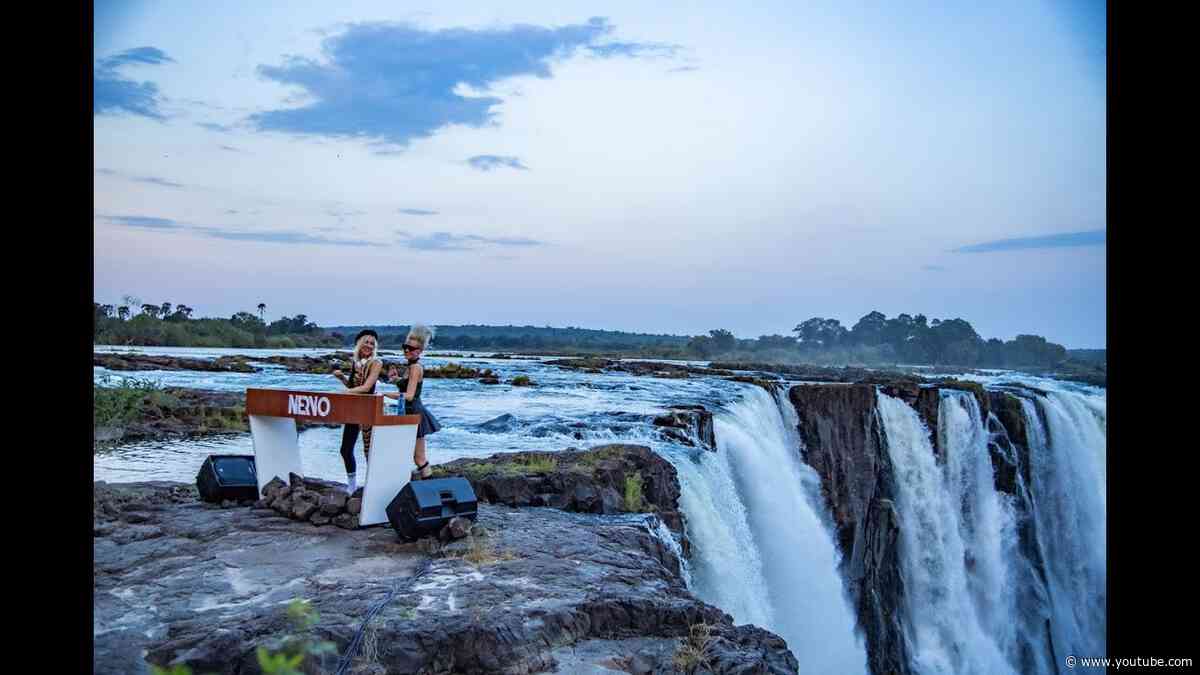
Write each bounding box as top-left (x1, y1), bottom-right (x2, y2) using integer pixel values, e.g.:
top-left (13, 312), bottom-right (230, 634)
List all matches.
top-left (787, 382), bottom-right (1056, 675)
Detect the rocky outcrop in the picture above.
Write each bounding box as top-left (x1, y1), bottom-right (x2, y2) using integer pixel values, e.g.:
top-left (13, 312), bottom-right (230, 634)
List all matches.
top-left (95, 353), bottom-right (259, 373)
top-left (430, 444), bottom-right (690, 556)
top-left (653, 405), bottom-right (716, 451)
top-left (787, 384), bottom-right (911, 675)
top-left (95, 387), bottom-right (249, 447)
top-left (94, 481), bottom-right (797, 674)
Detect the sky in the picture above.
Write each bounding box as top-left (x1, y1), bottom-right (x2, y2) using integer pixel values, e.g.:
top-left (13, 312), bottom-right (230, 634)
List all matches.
top-left (93, 0), bottom-right (1107, 348)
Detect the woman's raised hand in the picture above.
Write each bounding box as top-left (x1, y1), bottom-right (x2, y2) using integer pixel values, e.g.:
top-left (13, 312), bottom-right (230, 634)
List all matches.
top-left (387, 365), bottom-right (400, 382)
top-left (333, 369), bottom-right (344, 380)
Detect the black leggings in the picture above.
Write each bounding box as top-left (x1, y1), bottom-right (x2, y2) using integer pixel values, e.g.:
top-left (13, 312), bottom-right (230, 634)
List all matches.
top-left (339, 424), bottom-right (373, 473)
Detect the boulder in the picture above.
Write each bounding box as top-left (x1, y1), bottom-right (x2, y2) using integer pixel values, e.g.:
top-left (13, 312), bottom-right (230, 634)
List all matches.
top-left (320, 492), bottom-right (347, 515)
top-left (346, 497), bottom-right (362, 515)
top-left (332, 513), bottom-right (358, 529)
top-left (291, 500), bottom-right (318, 521)
top-left (438, 516), bottom-right (473, 542)
top-left (261, 476), bottom-right (286, 498)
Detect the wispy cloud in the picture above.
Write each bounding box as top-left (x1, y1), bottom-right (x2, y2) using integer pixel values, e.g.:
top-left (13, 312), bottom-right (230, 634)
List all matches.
top-left (396, 231), bottom-right (543, 251)
top-left (466, 155), bottom-right (529, 172)
top-left (94, 47), bottom-right (174, 120)
top-left (217, 144), bottom-right (244, 153)
top-left (100, 213), bottom-right (374, 247)
top-left (953, 229), bottom-right (1106, 253)
top-left (101, 215), bottom-right (185, 229)
top-left (586, 41), bottom-right (679, 58)
top-left (248, 18), bottom-right (677, 149)
top-left (95, 168), bottom-right (185, 189)
top-left (198, 122), bottom-right (237, 133)
top-left (398, 208), bottom-right (439, 216)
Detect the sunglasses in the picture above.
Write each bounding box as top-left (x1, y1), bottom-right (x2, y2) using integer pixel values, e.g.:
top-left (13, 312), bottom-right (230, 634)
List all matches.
top-left (402, 344), bottom-right (421, 352)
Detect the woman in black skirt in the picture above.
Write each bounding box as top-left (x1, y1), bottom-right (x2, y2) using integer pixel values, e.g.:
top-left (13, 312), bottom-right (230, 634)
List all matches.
top-left (385, 323), bottom-right (441, 479)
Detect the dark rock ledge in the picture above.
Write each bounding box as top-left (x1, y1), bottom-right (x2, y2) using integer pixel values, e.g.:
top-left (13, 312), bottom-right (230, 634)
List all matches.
top-left (429, 444), bottom-right (692, 559)
top-left (94, 480), bottom-right (798, 674)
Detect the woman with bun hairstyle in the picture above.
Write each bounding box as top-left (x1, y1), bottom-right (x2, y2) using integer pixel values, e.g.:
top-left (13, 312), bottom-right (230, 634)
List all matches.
top-left (384, 323), bottom-right (441, 479)
top-left (333, 329), bottom-right (383, 494)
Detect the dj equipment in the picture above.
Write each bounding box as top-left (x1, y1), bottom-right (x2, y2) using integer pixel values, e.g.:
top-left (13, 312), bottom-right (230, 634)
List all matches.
top-left (386, 477), bottom-right (478, 542)
top-left (196, 454), bottom-right (259, 503)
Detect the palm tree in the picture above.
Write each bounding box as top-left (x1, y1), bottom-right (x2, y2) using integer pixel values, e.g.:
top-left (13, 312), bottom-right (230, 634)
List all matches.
top-left (117, 306), bottom-right (130, 321)
top-left (161, 302), bottom-right (173, 317)
top-left (257, 303), bottom-right (266, 322)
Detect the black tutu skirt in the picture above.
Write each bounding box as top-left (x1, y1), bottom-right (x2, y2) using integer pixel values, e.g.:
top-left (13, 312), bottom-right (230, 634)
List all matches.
top-left (409, 398), bottom-right (441, 438)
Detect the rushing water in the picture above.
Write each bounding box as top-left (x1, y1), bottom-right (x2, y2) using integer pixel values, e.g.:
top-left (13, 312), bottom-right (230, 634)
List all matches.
top-left (94, 347), bottom-right (1105, 674)
top-left (876, 382), bottom-right (1106, 675)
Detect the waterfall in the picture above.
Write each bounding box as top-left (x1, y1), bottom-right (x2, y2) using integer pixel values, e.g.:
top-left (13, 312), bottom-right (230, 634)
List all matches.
top-left (680, 385), bottom-right (867, 674)
top-left (877, 390), bottom-right (1019, 675)
top-left (1020, 390), bottom-right (1107, 665)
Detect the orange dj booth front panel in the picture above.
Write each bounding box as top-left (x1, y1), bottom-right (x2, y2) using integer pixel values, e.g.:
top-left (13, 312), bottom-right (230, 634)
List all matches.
top-left (246, 388), bottom-right (421, 427)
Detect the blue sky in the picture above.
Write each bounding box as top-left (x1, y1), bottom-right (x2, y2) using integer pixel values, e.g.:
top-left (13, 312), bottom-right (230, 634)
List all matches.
top-left (93, 0), bottom-right (1106, 347)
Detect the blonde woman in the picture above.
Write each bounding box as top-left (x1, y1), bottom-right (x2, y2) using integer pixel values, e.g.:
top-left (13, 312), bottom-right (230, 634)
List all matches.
top-left (333, 329), bottom-right (383, 494)
top-left (385, 323), bottom-right (442, 479)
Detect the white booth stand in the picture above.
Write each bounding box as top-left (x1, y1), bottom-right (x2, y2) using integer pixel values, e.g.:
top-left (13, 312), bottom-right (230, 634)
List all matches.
top-left (246, 388), bottom-right (420, 527)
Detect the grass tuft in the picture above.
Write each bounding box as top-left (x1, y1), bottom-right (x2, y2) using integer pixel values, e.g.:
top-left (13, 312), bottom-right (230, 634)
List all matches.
top-left (672, 622), bottom-right (714, 672)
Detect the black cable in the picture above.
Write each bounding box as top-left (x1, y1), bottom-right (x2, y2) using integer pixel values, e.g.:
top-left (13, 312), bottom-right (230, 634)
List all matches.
top-left (333, 558), bottom-right (434, 675)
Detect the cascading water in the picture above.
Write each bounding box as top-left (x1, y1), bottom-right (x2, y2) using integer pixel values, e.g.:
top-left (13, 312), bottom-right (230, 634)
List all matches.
top-left (877, 391), bottom-right (1019, 675)
top-left (680, 385), bottom-right (867, 674)
top-left (1020, 390), bottom-right (1106, 666)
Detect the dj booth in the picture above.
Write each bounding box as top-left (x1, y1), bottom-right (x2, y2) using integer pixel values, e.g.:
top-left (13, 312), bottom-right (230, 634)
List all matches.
top-left (246, 388), bottom-right (420, 527)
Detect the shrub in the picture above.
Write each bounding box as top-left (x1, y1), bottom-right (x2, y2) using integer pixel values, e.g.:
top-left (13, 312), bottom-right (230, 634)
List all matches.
top-left (623, 471), bottom-right (646, 512)
top-left (94, 376), bottom-right (165, 427)
top-left (673, 622), bottom-right (714, 671)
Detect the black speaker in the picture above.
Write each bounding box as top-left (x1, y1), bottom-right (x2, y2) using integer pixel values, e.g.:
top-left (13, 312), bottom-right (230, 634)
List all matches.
top-left (196, 455), bottom-right (259, 503)
top-left (386, 477), bottom-right (478, 541)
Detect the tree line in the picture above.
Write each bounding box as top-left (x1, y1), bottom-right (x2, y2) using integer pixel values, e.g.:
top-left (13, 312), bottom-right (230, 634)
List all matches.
top-left (336, 313), bottom-right (1082, 368)
top-left (94, 298), bottom-right (339, 348)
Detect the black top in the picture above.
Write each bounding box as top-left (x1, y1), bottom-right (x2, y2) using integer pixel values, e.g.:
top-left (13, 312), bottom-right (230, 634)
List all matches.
top-left (395, 363), bottom-right (423, 402)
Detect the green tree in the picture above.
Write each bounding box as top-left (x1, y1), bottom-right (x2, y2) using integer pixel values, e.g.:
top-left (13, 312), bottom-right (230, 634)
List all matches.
top-left (140, 304), bottom-right (160, 318)
top-left (850, 310), bottom-right (888, 346)
top-left (708, 329), bottom-right (736, 353)
top-left (117, 306), bottom-right (130, 321)
top-left (258, 303), bottom-right (266, 321)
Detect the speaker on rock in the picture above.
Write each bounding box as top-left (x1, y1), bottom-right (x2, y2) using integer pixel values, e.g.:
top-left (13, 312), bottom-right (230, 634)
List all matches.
top-left (386, 477), bottom-right (478, 542)
top-left (196, 454), bottom-right (259, 503)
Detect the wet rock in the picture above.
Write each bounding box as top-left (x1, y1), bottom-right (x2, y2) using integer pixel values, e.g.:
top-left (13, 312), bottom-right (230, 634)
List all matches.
top-left (438, 516), bottom-right (473, 542)
top-left (479, 376), bottom-right (501, 385)
top-left (653, 406), bottom-right (716, 451)
top-left (475, 413), bottom-right (517, 432)
top-left (94, 481), bottom-right (796, 675)
top-left (332, 513), bottom-right (358, 529)
top-left (309, 513), bottom-right (331, 527)
top-left (346, 497), bottom-right (361, 515)
top-left (789, 383), bottom-right (911, 675)
top-left (432, 444), bottom-right (690, 554)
